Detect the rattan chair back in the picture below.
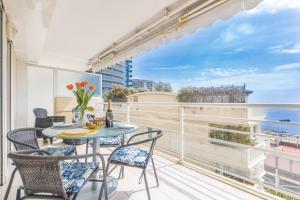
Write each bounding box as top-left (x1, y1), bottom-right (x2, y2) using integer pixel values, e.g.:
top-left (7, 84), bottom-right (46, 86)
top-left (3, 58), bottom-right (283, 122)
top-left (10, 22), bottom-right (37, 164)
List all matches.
top-left (8, 151), bottom-right (68, 199)
top-left (7, 128), bottom-right (40, 151)
top-left (33, 108), bottom-right (48, 118)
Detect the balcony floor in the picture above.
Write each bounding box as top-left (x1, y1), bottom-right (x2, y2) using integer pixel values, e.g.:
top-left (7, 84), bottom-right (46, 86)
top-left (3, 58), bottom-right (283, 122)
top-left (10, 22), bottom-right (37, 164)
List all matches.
top-left (1, 140), bottom-right (265, 200)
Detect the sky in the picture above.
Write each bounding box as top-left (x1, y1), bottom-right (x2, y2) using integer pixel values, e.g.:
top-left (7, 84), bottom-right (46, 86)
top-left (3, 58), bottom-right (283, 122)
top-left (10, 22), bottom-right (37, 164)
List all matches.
top-left (132, 0), bottom-right (300, 103)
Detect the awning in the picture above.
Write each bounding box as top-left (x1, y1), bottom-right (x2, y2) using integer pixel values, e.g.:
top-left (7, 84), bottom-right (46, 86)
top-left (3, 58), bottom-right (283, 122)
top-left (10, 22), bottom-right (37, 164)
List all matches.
top-left (4, 0), bottom-right (179, 71)
top-left (90, 0), bottom-right (263, 71)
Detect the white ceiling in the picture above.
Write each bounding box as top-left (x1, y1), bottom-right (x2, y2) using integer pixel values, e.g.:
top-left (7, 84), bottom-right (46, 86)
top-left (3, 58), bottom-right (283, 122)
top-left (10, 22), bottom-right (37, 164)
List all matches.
top-left (4, 0), bottom-right (177, 71)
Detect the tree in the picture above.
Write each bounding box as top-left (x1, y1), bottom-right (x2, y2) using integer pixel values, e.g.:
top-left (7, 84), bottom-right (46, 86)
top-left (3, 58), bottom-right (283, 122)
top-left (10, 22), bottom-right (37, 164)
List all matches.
top-left (177, 86), bottom-right (197, 102)
top-left (154, 82), bottom-right (173, 92)
top-left (106, 87), bottom-right (136, 102)
top-left (135, 88), bottom-right (147, 93)
top-left (177, 86), bottom-right (249, 103)
top-left (106, 87), bottom-right (146, 102)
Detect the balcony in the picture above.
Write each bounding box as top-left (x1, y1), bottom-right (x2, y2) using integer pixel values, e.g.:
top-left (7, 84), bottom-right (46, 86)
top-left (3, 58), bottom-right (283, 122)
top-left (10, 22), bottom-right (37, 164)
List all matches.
top-left (104, 102), bottom-right (300, 199)
top-left (2, 102), bottom-right (299, 199)
top-left (0, 139), bottom-right (273, 200)
top-left (1, 0), bottom-right (299, 199)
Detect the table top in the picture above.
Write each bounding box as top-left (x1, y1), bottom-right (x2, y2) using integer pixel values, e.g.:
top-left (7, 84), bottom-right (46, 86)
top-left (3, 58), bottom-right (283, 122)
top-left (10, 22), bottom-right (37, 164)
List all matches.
top-left (42, 122), bottom-right (138, 139)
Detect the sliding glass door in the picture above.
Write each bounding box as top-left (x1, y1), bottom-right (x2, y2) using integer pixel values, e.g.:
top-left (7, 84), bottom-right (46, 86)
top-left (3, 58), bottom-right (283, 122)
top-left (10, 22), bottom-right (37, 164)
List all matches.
top-left (0, 0), bottom-right (4, 186)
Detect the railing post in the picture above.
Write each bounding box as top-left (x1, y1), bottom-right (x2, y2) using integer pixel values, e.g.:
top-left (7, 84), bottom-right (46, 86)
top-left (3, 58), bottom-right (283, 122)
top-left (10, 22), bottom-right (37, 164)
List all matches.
top-left (178, 106), bottom-right (184, 164)
top-left (126, 103), bottom-right (130, 123)
top-left (275, 156), bottom-right (279, 187)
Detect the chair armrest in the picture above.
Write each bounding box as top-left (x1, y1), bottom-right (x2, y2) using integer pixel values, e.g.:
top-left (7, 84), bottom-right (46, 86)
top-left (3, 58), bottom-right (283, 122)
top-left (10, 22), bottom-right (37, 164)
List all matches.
top-left (57, 153), bottom-right (103, 161)
top-left (57, 153), bottom-right (106, 170)
top-left (11, 149), bottom-right (51, 155)
top-left (127, 130), bottom-right (162, 144)
top-left (7, 136), bottom-right (39, 150)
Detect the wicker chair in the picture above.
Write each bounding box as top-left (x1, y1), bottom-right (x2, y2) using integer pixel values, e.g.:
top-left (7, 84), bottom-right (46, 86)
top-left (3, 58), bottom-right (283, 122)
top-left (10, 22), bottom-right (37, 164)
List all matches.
top-left (86, 135), bottom-right (125, 178)
top-left (34, 108), bottom-right (66, 144)
top-left (7, 150), bottom-right (107, 200)
top-left (103, 130), bottom-right (163, 200)
top-left (33, 108), bottom-right (48, 118)
top-left (4, 128), bottom-right (77, 200)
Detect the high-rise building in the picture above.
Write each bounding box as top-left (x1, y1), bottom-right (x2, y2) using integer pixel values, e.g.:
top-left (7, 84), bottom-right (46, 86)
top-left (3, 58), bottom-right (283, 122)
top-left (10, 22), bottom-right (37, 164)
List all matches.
top-left (87, 59), bottom-right (133, 95)
top-left (87, 64), bottom-right (125, 95)
top-left (125, 59), bottom-right (133, 87)
top-left (132, 79), bottom-right (154, 91)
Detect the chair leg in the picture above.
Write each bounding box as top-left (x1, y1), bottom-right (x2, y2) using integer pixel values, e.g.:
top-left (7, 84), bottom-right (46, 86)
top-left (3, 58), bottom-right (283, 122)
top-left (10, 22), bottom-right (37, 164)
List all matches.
top-left (71, 139), bottom-right (79, 163)
top-left (4, 167), bottom-right (17, 200)
top-left (99, 175), bottom-right (108, 200)
top-left (71, 192), bottom-right (78, 200)
top-left (100, 162), bottom-right (109, 200)
top-left (85, 139), bottom-right (89, 163)
top-left (144, 171), bottom-right (151, 200)
top-left (138, 169), bottom-right (145, 184)
top-left (16, 186), bottom-right (23, 200)
top-left (49, 137), bottom-right (53, 144)
top-left (151, 158), bottom-right (159, 187)
top-left (118, 167), bottom-right (122, 179)
top-left (118, 166), bottom-right (125, 179)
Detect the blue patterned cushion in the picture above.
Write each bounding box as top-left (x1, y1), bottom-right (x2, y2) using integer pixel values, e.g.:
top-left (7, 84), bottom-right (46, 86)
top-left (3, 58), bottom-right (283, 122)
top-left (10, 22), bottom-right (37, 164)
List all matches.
top-left (45, 146), bottom-right (76, 156)
top-left (111, 146), bottom-right (149, 167)
top-left (61, 162), bottom-right (98, 193)
top-left (89, 136), bottom-right (122, 146)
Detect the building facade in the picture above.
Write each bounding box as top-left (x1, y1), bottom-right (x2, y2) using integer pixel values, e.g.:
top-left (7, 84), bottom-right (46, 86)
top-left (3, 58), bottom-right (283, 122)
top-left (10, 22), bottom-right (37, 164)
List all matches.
top-left (97, 64), bottom-right (125, 94)
top-left (122, 89), bottom-right (265, 180)
top-left (87, 59), bottom-right (133, 95)
top-left (125, 59), bottom-right (133, 87)
top-left (132, 79), bottom-right (154, 91)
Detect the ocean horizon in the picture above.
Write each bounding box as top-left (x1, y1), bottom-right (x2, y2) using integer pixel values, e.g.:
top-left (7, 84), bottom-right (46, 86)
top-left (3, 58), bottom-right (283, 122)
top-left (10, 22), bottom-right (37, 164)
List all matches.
top-left (261, 109), bottom-right (300, 136)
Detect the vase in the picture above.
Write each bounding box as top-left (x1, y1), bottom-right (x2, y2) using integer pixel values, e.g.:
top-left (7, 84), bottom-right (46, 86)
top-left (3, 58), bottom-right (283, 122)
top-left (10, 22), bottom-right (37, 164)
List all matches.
top-left (73, 108), bottom-right (89, 127)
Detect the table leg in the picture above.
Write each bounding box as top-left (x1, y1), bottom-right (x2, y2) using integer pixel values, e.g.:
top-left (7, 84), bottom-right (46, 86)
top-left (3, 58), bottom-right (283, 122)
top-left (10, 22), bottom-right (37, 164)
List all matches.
top-left (92, 138), bottom-right (100, 190)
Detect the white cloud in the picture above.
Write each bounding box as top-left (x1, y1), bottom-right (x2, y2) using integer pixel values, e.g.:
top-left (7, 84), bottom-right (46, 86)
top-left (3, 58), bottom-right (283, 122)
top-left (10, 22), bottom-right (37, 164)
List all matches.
top-left (201, 67), bottom-right (257, 78)
top-left (224, 47), bottom-right (252, 54)
top-left (236, 24), bottom-right (254, 35)
top-left (221, 31), bottom-right (237, 42)
top-left (151, 65), bottom-right (195, 70)
top-left (281, 43), bottom-right (300, 54)
top-left (220, 23), bottom-right (254, 43)
top-left (248, 0), bottom-right (300, 15)
top-left (274, 62), bottom-right (300, 71)
top-left (180, 70), bottom-right (300, 92)
top-left (269, 42), bottom-right (300, 54)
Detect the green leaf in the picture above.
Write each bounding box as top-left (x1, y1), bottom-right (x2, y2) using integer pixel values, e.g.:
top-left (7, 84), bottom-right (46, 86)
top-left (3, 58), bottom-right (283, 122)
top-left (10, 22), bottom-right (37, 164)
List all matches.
top-left (87, 106), bottom-right (94, 112)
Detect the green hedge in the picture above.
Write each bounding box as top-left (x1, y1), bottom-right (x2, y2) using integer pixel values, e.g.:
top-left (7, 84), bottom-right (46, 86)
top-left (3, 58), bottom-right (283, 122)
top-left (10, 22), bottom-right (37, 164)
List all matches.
top-left (266, 189), bottom-right (296, 200)
top-left (209, 123), bottom-right (254, 145)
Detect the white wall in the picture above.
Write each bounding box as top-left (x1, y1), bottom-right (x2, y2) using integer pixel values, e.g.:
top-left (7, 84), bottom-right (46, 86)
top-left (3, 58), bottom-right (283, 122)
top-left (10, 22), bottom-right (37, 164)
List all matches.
top-left (15, 59), bottom-right (28, 128)
top-left (1, 12), bottom-right (18, 185)
top-left (27, 66), bottom-right (54, 126)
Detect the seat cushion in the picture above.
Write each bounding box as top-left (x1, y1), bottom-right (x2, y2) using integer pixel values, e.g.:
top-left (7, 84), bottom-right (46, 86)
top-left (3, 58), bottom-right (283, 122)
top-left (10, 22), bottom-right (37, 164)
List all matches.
top-left (89, 136), bottom-right (122, 146)
top-left (111, 146), bottom-right (149, 167)
top-left (45, 146), bottom-right (76, 156)
top-left (61, 162), bottom-right (98, 193)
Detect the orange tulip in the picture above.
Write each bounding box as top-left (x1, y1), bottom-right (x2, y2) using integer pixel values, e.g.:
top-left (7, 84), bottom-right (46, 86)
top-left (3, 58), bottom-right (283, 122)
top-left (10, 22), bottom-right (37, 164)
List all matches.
top-left (82, 81), bottom-right (88, 87)
top-left (75, 82), bottom-right (82, 89)
top-left (89, 85), bottom-right (95, 91)
top-left (66, 84), bottom-right (74, 90)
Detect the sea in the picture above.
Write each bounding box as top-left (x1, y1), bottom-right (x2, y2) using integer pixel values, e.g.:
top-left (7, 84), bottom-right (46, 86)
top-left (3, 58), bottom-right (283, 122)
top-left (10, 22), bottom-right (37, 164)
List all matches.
top-left (261, 109), bottom-right (300, 136)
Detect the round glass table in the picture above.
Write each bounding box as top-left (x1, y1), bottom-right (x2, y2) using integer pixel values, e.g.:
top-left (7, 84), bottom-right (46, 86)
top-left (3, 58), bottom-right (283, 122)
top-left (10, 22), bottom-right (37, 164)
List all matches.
top-left (42, 122), bottom-right (138, 197)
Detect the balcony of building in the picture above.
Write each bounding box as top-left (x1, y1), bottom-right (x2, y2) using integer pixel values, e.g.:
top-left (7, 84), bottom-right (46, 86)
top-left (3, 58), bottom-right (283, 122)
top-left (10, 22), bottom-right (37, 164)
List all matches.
top-left (0, 0), bottom-right (299, 200)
